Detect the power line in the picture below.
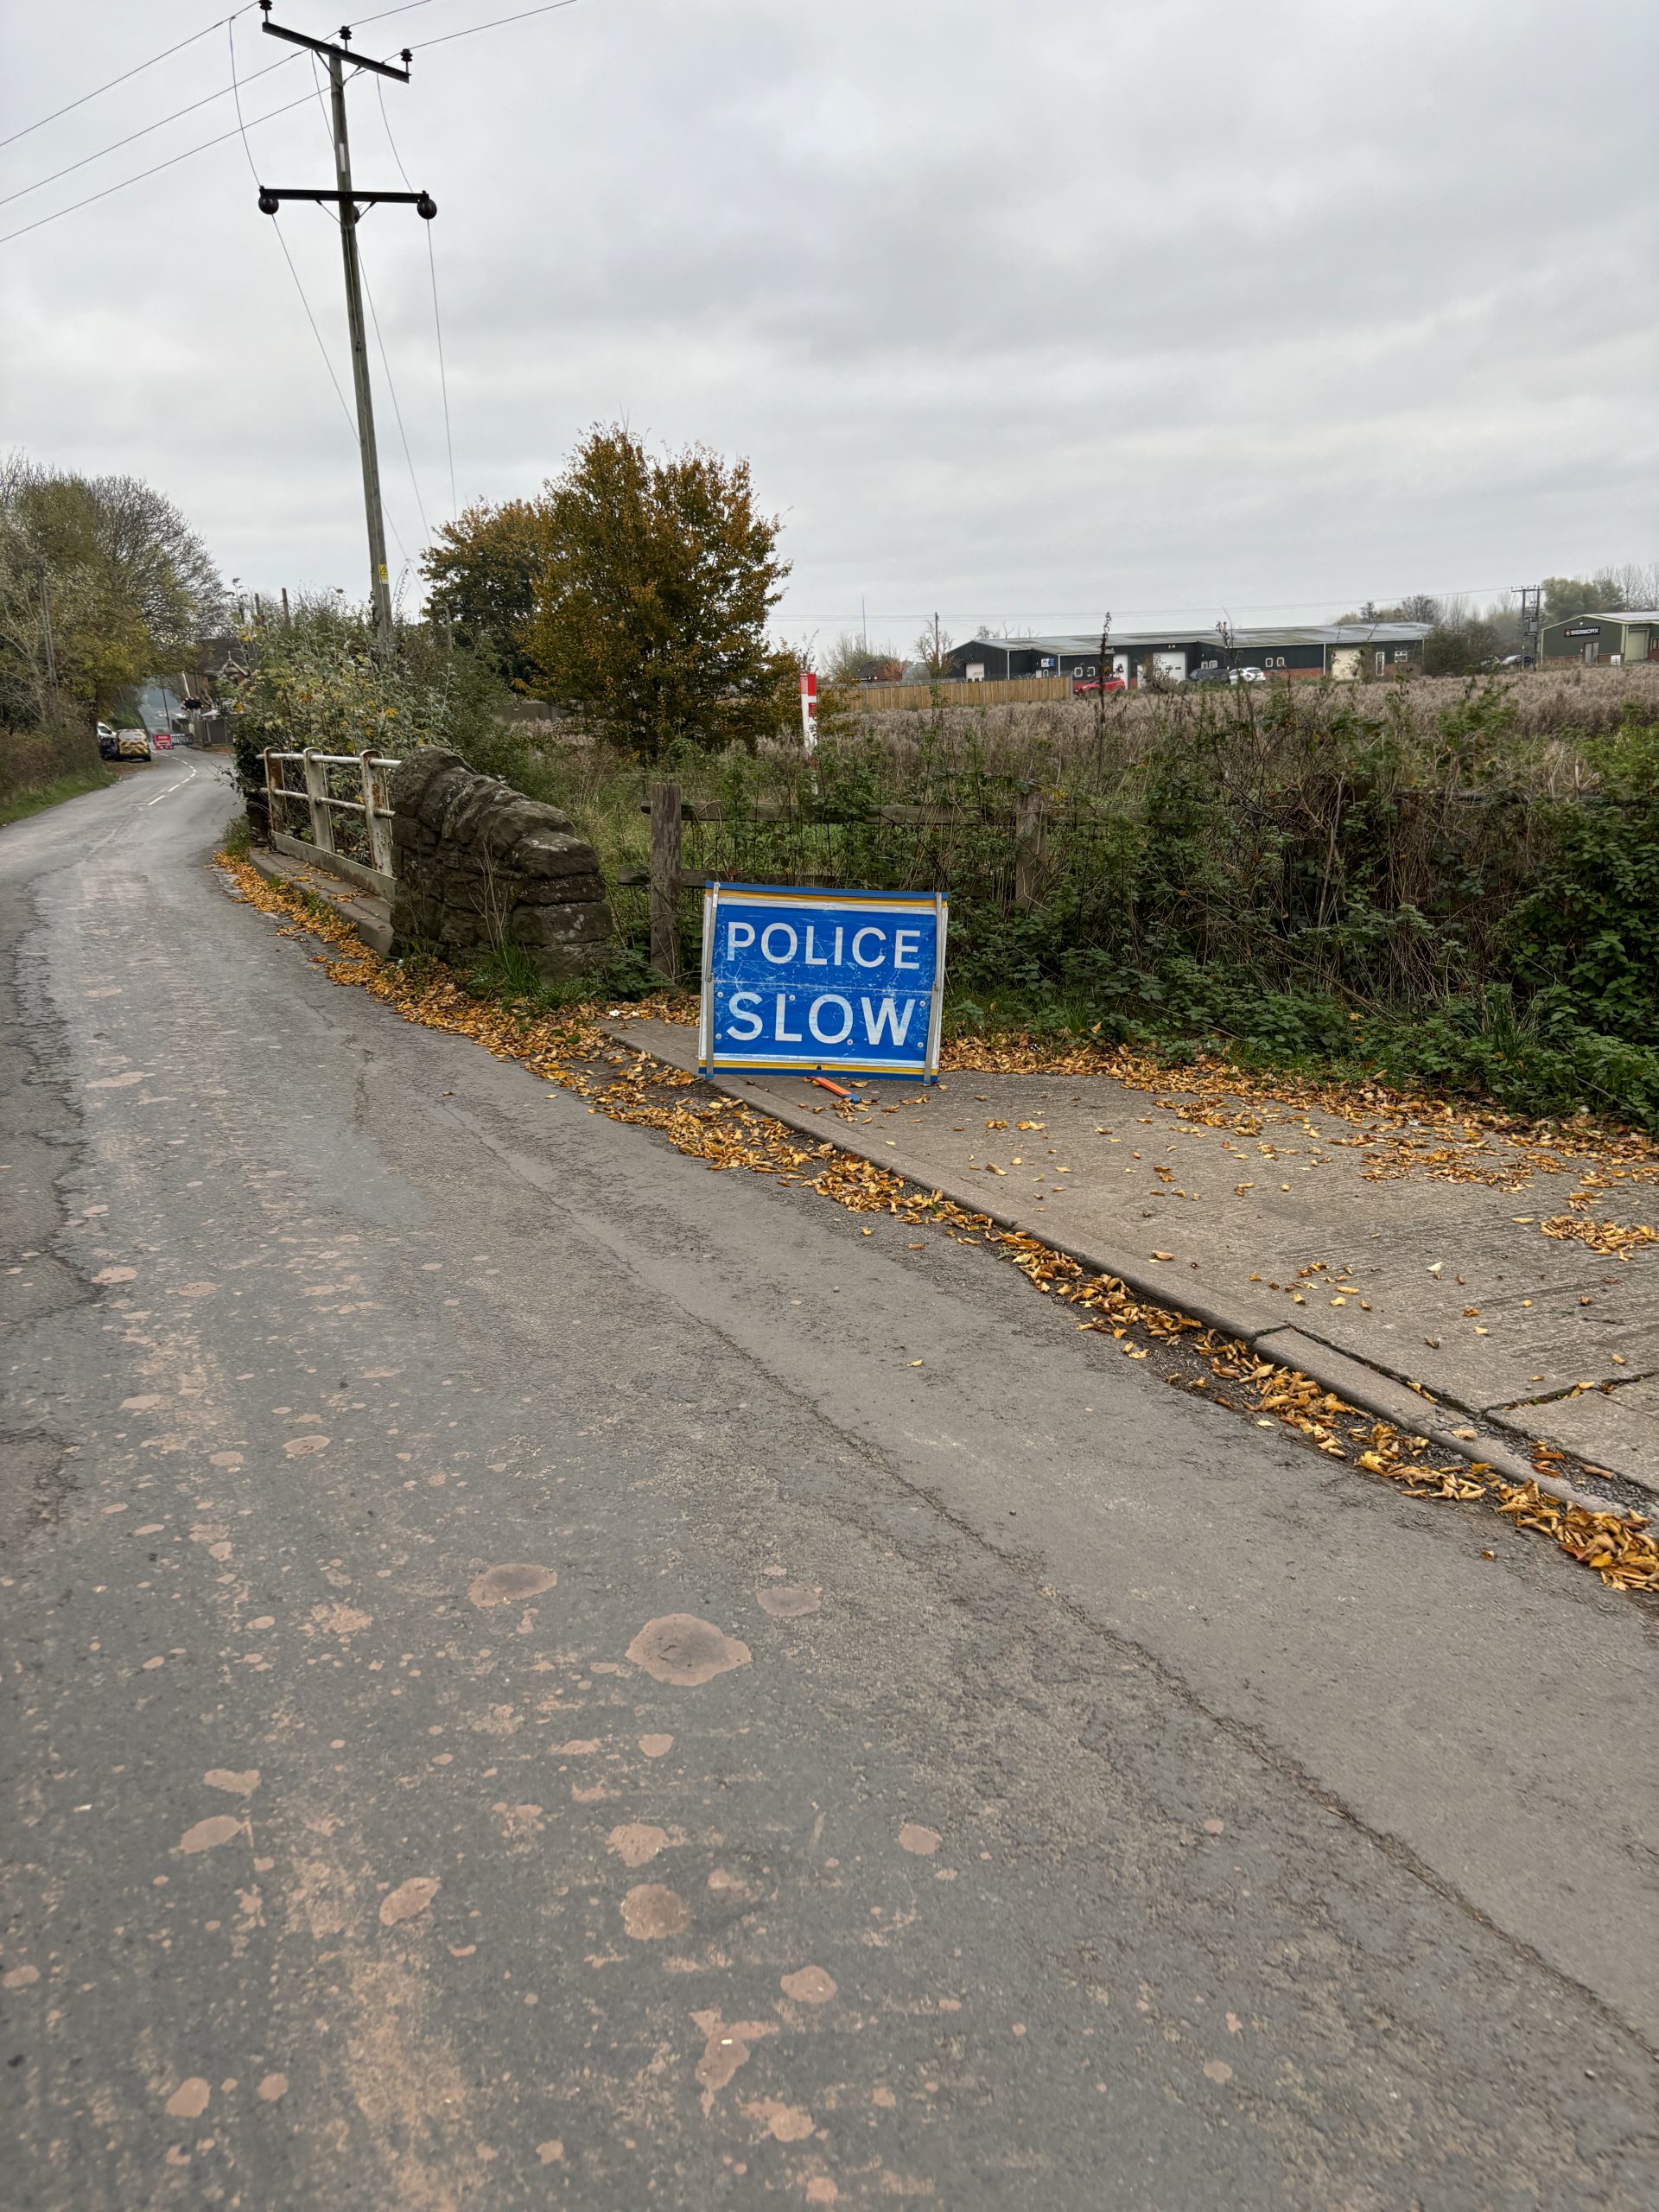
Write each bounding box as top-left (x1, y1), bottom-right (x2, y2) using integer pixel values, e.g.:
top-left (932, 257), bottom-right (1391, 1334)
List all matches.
top-left (0, 0), bottom-right (592, 247)
top-left (230, 20), bottom-right (413, 570)
top-left (0, 86), bottom-right (319, 248)
top-left (361, 253), bottom-right (433, 539)
top-left (0, 7), bottom-right (254, 154)
top-left (301, 54), bottom-right (430, 551)
top-left (0, 49), bottom-right (300, 213)
top-left (251, 11), bottom-right (435, 645)
top-left (229, 29), bottom-right (353, 442)
top-left (0, 1), bottom-right (436, 164)
top-left (426, 230), bottom-right (459, 516)
top-left (377, 75), bottom-right (458, 516)
top-left (356, 0), bottom-right (442, 24)
top-left (775, 588), bottom-right (1523, 626)
top-left (404, 0), bottom-right (585, 57)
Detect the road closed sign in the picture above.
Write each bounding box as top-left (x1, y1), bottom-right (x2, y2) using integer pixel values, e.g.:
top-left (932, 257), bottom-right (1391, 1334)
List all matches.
top-left (698, 882), bottom-right (948, 1081)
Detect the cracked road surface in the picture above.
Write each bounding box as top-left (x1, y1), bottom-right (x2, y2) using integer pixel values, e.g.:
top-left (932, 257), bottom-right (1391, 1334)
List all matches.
top-left (3, 766), bottom-right (1656, 2209)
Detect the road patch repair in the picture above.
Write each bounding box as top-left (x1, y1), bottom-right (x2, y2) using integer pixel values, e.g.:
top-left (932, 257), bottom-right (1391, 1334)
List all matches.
top-left (217, 846), bottom-right (1658, 1592)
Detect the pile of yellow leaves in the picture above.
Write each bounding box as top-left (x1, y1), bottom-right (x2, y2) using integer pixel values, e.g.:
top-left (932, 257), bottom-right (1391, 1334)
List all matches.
top-left (215, 853), bottom-right (1658, 1594)
top-left (1537, 1214), bottom-right (1659, 1262)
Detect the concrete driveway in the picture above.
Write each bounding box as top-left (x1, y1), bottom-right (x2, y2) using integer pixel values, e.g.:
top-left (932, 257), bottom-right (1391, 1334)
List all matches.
top-left (3, 764), bottom-right (1656, 2209)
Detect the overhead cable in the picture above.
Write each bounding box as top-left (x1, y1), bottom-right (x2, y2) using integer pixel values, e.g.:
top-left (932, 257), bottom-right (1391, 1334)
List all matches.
top-left (776, 590), bottom-right (1521, 626)
top-left (0, 50), bottom-right (299, 213)
top-left (230, 19), bottom-right (414, 569)
top-left (302, 54), bottom-right (431, 544)
top-left (0, 88), bottom-right (320, 248)
top-left (404, 0), bottom-right (584, 57)
top-left (377, 75), bottom-right (458, 516)
top-left (0, 7), bottom-right (255, 154)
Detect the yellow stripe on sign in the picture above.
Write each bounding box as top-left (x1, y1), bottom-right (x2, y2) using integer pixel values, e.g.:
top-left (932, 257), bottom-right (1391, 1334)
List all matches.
top-left (703, 1058), bottom-right (929, 1074)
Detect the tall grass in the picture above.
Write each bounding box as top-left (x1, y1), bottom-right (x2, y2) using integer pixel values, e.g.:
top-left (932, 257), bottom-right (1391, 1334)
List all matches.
top-left (1, 720), bottom-right (106, 810)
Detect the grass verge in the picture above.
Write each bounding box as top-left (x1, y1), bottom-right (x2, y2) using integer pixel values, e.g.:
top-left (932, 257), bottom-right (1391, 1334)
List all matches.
top-left (0, 766), bottom-right (117, 829)
top-left (213, 843), bottom-right (1658, 1596)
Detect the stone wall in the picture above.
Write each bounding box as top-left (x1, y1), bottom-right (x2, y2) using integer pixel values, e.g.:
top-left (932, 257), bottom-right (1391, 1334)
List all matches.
top-left (387, 747), bottom-right (613, 981)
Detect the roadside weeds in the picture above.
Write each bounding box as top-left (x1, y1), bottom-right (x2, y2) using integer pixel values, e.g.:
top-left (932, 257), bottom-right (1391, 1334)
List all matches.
top-left (0, 765), bottom-right (117, 830)
top-left (213, 848), bottom-right (1659, 1596)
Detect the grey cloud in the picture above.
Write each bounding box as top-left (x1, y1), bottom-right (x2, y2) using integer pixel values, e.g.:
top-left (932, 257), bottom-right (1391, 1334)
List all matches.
top-left (2, 0), bottom-right (1652, 633)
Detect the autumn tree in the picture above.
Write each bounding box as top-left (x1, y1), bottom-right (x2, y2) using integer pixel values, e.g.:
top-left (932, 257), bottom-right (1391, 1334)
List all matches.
top-left (421, 497), bottom-right (546, 688)
top-left (524, 426), bottom-right (791, 760)
top-left (0, 457), bottom-right (222, 725)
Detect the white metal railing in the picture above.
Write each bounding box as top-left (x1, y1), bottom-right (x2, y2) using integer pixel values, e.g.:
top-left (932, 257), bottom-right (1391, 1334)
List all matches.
top-left (264, 748), bottom-right (401, 879)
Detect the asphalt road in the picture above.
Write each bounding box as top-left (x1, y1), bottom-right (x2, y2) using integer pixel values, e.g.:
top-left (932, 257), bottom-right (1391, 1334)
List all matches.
top-left (3, 763), bottom-right (1656, 2210)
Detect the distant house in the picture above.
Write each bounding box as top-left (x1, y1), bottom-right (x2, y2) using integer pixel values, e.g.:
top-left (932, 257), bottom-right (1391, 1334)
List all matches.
top-left (1539, 611), bottom-right (1659, 665)
top-left (945, 623), bottom-right (1430, 686)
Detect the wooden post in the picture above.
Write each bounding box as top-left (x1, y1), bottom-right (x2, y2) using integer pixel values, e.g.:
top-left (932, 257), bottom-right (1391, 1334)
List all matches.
top-left (649, 779), bottom-right (683, 981)
top-left (302, 749), bottom-right (335, 854)
top-left (1014, 789), bottom-right (1046, 908)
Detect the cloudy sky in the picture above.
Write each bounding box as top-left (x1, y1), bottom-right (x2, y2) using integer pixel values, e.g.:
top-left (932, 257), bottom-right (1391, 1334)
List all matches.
top-left (3, 0), bottom-right (1655, 652)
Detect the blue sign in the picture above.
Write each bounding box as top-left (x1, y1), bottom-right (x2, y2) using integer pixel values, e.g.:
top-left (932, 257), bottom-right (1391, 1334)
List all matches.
top-left (698, 882), bottom-right (948, 1080)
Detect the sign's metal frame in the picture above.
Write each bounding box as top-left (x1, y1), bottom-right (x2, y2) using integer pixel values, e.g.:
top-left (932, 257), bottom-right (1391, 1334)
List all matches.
top-left (697, 881), bottom-right (949, 1082)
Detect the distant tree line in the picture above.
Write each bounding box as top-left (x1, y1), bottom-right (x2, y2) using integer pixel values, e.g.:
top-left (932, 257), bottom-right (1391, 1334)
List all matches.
top-left (1348, 567), bottom-right (1658, 675)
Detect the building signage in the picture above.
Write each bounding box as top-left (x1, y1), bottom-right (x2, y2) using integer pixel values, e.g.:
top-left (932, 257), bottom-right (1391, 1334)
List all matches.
top-left (1562, 621), bottom-right (1601, 637)
top-left (699, 882), bottom-right (947, 1081)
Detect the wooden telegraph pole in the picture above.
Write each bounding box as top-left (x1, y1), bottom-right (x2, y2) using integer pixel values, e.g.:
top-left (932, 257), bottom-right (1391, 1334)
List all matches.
top-left (254, 5), bottom-right (437, 652)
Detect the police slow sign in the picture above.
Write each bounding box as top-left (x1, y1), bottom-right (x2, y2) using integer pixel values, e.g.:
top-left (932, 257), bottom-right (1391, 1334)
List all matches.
top-left (698, 883), bottom-right (948, 1081)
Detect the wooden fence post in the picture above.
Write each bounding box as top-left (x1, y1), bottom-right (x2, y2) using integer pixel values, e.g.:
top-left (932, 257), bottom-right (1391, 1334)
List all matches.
top-left (649, 779), bottom-right (683, 981)
top-left (1014, 790), bottom-right (1046, 908)
top-left (302, 748), bottom-right (335, 855)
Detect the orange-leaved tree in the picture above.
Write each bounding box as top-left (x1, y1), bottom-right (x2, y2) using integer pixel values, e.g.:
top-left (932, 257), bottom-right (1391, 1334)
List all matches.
top-left (525, 426), bottom-right (792, 761)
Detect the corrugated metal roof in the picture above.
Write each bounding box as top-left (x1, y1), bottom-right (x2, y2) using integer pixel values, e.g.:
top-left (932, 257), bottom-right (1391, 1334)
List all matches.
top-left (962, 622), bottom-right (1433, 652)
top-left (1241, 624), bottom-right (1433, 645)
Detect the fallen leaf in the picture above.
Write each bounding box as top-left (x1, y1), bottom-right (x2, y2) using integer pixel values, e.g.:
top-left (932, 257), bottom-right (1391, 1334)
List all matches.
top-left (379, 1877), bottom-right (440, 1927)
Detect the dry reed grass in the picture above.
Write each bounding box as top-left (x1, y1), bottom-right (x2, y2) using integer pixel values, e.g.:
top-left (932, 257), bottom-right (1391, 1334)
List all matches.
top-left (817, 663), bottom-right (1659, 792)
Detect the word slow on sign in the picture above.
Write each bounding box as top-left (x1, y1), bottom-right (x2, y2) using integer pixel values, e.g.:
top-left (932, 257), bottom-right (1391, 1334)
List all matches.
top-left (698, 884), bottom-right (948, 1079)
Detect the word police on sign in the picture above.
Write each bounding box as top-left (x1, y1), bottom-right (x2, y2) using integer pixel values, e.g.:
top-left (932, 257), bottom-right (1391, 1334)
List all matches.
top-left (698, 882), bottom-right (948, 1081)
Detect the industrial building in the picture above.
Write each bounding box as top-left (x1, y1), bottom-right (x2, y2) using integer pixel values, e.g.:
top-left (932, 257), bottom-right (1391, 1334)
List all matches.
top-left (945, 623), bottom-right (1430, 686)
top-left (1539, 611), bottom-right (1659, 665)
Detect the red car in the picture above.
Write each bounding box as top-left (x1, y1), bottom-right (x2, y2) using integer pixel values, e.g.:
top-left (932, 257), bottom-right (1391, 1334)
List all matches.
top-left (1071, 675), bottom-right (1127, 697)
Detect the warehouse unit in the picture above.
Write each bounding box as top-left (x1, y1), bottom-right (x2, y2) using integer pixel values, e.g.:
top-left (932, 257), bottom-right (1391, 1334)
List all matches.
top-left (1540, 611), bottom-right (1659, 665)
top-left (946, 622), bottom-right (1429, 686)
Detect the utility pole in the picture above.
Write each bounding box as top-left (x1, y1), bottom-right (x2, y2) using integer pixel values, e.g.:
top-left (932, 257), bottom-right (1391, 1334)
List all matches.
top-left (1514, 584), bottom-right (1542, 668)
top-left (255, 5), bottom-right (436, 652)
